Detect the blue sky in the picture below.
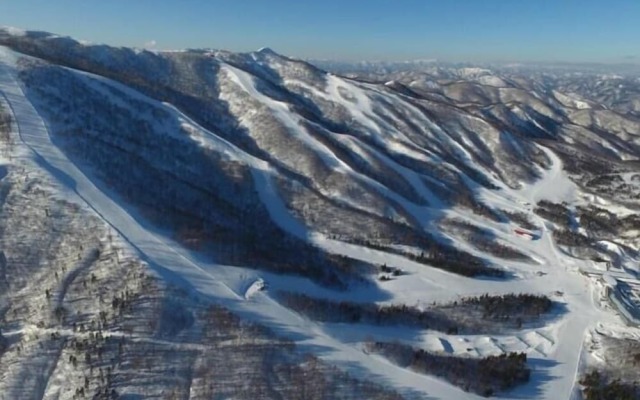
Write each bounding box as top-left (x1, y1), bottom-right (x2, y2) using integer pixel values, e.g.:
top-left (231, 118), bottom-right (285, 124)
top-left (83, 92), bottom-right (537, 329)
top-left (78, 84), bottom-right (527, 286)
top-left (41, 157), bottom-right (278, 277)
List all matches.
top-left (1, 0), bottom-right (638, 63)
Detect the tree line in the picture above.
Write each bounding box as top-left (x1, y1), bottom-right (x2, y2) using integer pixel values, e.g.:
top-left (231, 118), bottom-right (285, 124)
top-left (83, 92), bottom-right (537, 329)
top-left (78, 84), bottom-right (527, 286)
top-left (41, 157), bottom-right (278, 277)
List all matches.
top-left (365, 341), bottom-right (530, 397)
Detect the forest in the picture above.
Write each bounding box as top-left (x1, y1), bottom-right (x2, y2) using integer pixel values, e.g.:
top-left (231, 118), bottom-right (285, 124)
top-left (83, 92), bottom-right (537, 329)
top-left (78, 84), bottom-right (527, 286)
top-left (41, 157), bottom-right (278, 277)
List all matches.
top-left (365, 341), bottom-right (530, 397)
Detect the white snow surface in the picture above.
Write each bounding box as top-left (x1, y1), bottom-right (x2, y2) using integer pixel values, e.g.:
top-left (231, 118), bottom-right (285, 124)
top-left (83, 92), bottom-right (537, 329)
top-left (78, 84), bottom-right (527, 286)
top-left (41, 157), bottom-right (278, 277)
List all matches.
top-left (0, 46), bottom-right (636, 399)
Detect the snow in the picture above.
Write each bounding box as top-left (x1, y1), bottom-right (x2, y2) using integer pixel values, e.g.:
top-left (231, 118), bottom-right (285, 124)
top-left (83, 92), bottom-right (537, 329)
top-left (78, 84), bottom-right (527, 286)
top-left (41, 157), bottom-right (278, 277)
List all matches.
top-left (222, 63), bottom-right (348, 171)
top-left (255, 47), bottom-right (278, 55)
top-left (252, 169), bottom-right (309, 239)
top-left (457, 67), bottom-right (492, 78)
top-left (244, 278), bottom-right (266, 299)
top-left (1, 45), bottom-right (638, 400)
top-left (476, 75), bottom-right (508, 87)
top-left (66, 65), bottom-right (270, 171)
top-left (286, 73), bottom-right (502, 193)
top-left (553, 90), bottom-right (592, 110)
top-left (0, 47), bottom-right (486, 399)
top-left (323, 74), bottom-right (387, 137)
top-left (603, 274), bottom-right (618, 288)
top-left (223, 64), bottom-right (448, 219)
top-left (335, 134), bottom-right (443, 207)
top-left (519, 146), bottom-right (578, 204)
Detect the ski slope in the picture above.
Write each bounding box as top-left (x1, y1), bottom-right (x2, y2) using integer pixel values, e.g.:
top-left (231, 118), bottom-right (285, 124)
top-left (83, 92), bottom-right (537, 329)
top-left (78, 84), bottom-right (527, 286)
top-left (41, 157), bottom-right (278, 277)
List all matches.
top-left (0, 46), bottom-right (629, 399)
top-left (0, 45), bottom-right (487, 400)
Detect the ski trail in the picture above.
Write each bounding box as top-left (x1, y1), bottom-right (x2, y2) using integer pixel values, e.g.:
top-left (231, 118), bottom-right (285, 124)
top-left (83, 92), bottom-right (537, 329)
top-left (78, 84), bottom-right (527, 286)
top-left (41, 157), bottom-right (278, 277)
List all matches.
top-left (0, 51), bottom-right (245, 305)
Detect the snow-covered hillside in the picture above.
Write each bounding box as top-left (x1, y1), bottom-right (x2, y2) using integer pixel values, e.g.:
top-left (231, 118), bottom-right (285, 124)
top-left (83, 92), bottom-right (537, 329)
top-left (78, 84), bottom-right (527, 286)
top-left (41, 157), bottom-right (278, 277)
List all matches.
top-left (1, 28), bottom-right (640, 400)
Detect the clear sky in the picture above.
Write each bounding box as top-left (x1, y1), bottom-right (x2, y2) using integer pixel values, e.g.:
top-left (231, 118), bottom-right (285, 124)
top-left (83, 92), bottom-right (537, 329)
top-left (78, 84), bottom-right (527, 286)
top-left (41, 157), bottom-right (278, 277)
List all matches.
top-left (1, 0), bottom-right (639, 63)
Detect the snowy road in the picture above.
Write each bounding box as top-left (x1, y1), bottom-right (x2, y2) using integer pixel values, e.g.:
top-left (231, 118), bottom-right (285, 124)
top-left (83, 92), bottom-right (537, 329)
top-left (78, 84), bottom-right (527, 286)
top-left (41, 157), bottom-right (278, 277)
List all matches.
top-left (0, 46), bottom-right (622, 399)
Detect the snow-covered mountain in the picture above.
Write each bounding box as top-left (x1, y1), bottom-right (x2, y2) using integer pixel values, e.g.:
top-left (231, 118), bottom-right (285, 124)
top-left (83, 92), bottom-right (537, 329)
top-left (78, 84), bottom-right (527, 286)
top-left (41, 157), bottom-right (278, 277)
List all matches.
top-left (1, 28), bottom-right (640, 400)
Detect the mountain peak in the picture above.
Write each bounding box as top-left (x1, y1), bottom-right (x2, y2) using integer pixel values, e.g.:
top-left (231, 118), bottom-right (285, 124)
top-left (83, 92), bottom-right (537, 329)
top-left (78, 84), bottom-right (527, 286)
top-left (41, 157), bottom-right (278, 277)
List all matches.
top-left (0, 26), bottom-right (27, 37)
top-left (256, 47), bottom-right (279, 56)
